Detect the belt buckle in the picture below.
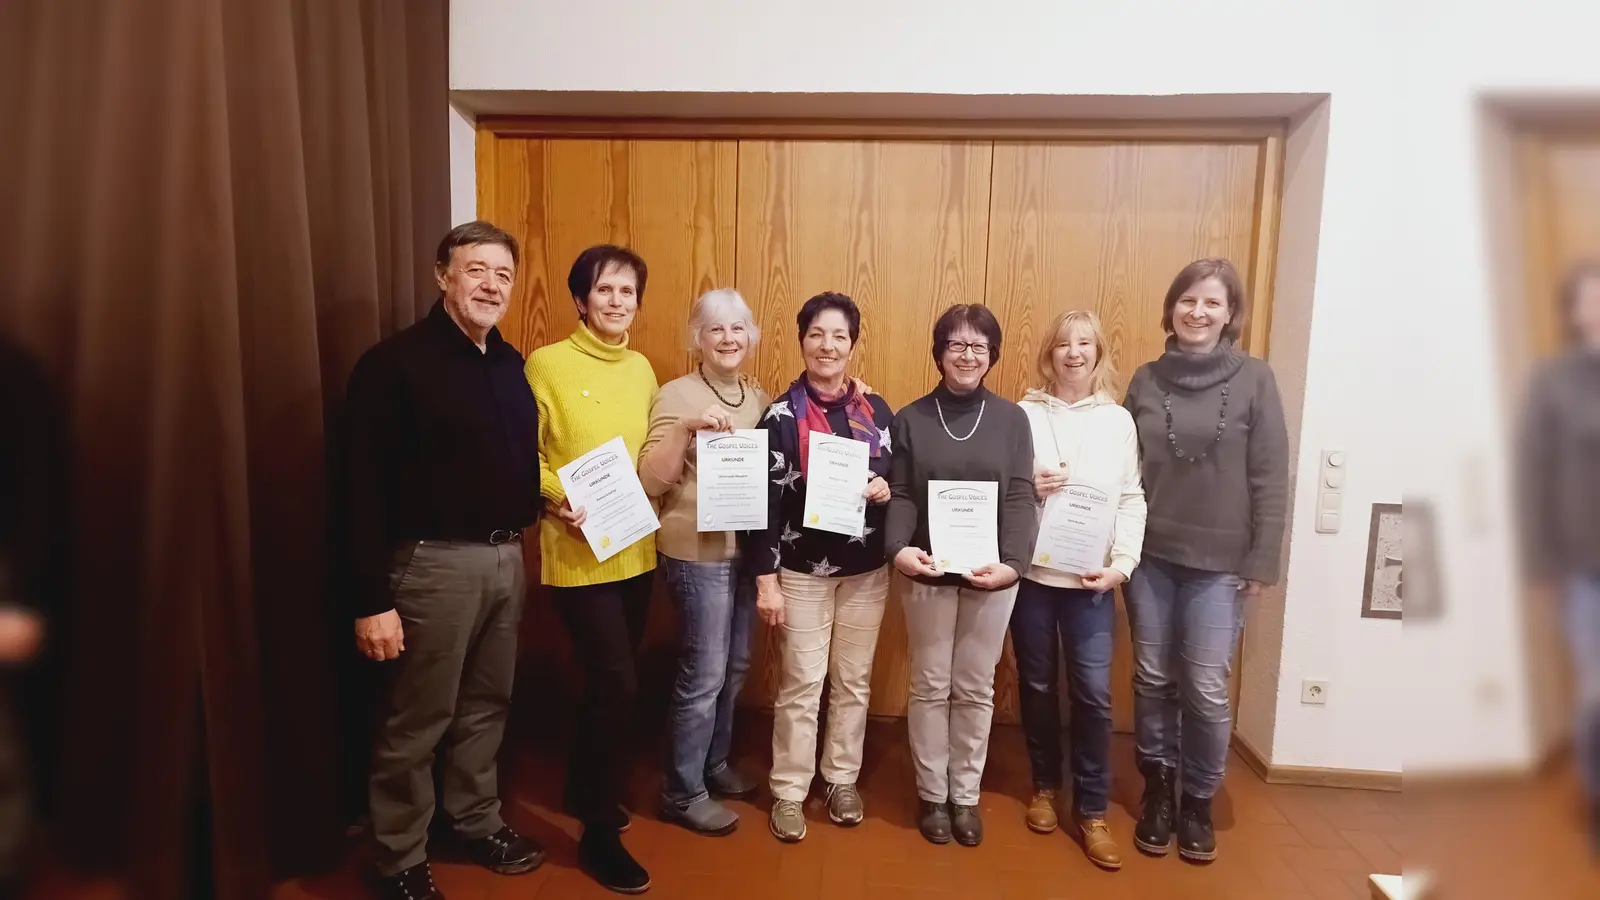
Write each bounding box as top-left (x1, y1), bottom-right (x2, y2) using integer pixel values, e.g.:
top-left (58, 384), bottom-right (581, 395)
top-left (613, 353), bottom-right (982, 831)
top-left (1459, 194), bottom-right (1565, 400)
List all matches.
top-left (489, 529), bottom-right (515, 545)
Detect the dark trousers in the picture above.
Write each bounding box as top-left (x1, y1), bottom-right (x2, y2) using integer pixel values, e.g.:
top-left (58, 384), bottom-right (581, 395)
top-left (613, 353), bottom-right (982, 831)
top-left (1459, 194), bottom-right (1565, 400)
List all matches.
top-left (1008, 578), bottom-right (1115, 817)
top-left (551, 570), bottom-right (652, 829)
top-left (368, 540), bottom-right (524, 875)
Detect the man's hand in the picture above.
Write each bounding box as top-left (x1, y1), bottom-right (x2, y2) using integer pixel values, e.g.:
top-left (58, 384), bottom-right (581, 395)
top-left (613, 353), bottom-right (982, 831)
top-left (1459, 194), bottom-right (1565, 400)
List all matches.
top-left (356, 609), bottom-right (405, 661)
top-left (863, 476), bottom-right (891, 505)
top-left (552, 498), bottom-right (587, 528)
top-left (756, 574), bottom-right (786, 627)
top-left (894, 546), bottom-right (941, 578)
top-left (1240, 579), bottom-right (1264, 600)
top-left (1080, 567), bottom-right (1127, 593)
top-left (0, 606), bottom-right (44, 664)
top-left (965, 562), bottom-right (1020, 590)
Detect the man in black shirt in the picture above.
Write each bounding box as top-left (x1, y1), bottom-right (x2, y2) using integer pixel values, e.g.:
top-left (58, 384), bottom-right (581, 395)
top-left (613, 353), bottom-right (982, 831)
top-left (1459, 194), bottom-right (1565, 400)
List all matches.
top-left (346, 221), bottom-right (542, 899)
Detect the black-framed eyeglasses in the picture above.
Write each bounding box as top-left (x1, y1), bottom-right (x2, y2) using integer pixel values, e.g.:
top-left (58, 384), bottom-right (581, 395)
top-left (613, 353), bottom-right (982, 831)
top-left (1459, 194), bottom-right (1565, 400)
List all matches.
top-left (944, 340), bottom-right (991, 356)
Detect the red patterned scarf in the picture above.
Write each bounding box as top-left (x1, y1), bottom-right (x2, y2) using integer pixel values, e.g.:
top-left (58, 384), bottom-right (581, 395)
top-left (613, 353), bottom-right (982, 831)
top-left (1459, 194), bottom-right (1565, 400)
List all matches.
top-left (789, 376), bottom-right (880, 477)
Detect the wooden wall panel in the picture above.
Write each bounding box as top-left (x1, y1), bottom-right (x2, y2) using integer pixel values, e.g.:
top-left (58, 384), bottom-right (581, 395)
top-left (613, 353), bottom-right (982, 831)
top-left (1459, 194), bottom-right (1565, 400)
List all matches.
top-left (982, 141), bottom-right (1264, 731)
top-left (1520, 133), bottom-right (1600, 356)
top-left (733, 140), bottom-right (995, 718)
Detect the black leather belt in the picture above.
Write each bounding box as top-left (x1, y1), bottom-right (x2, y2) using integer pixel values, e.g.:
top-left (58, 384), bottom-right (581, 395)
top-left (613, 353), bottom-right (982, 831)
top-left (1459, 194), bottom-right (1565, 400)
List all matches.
top-left (421, 530), bottom-right (524, 545)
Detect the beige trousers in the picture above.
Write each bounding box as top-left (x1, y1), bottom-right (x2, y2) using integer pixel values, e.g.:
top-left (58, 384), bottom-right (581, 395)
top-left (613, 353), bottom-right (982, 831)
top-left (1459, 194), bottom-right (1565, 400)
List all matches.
top-left (904, 581), bottom-right (1019, 805)
top-left (768, 565), bottom-right (890, 802)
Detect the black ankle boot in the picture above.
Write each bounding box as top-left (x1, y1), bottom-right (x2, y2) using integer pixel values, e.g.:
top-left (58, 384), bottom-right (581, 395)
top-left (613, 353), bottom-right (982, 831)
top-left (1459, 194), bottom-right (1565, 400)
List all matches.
top-left (579, 828), bottom-right (651, 894)
top-left (1133, 762), bottom-right (1176, 856)
top-left (1177, 793), bottom-right (1217, 862)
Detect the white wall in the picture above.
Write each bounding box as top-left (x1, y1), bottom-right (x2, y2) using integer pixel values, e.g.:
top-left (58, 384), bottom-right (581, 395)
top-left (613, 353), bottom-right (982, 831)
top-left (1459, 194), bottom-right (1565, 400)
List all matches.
top-left (448, 103), bottom-right (476, 226)
top-left (449, 0), bottom-right (1600, 774)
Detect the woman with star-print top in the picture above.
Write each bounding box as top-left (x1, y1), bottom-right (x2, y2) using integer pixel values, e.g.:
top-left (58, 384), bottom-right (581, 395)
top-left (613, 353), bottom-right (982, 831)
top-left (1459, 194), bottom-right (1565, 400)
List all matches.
top-left (743, 291), bottom-right (894, 843)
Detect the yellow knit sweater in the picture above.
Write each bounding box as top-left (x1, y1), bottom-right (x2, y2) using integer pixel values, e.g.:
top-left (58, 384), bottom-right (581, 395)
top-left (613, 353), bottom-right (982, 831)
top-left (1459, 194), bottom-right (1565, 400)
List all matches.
top-left (525, 324), bottom-right (659, 587)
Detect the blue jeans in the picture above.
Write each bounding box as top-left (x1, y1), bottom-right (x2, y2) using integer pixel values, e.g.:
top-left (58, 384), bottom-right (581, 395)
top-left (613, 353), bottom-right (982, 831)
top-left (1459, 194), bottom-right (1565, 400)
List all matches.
top-left (1565, 572), bottom-right (1600, 802)
top-left (1125, 556), bottom-right (1242, 800)
top-left (660, 556), bottom-right (756, 809)
top-left (1008, 578), bottom-right (1114, 817)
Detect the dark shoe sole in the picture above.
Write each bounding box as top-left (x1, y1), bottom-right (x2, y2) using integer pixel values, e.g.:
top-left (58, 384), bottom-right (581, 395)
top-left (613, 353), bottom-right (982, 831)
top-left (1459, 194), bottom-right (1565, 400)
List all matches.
top-left (658, 805), bottom-right (738, 837)
top-left (954, 832), bottom-right (982, 847)
top-left (1134, 835), bottom-right (1174, 856)
top-left (920, 828), bottom-right (952, 845)
top-left (709, 783), bottom-right (758, 800)
top-left (584, 868), bottom-right (652, 895)
top-left (1178, 844), bottom-right (1217, 863)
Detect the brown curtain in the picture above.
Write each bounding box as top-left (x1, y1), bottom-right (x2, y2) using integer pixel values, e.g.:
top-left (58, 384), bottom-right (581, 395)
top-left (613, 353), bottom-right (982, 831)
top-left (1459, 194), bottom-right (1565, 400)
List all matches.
top-left (0, 1), bottom-right (449, 897)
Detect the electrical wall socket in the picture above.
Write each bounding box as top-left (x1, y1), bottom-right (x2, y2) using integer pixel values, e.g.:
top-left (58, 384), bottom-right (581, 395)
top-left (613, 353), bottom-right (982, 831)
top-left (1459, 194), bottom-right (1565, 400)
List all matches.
top-left (1300, 680), bottom-right (1329, 705)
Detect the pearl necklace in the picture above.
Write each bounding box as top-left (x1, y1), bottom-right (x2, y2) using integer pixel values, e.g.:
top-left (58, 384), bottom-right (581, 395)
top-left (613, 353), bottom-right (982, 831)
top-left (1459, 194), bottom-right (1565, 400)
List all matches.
top-left (935, 397), bottom-right (985, 441)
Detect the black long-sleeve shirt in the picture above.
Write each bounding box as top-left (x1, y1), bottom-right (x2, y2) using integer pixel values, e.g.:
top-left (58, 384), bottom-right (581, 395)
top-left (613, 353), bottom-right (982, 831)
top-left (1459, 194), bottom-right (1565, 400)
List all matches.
top-left (344, 300), bottom-right (540, 617)
top-left (885, 384), bottom-right (1039, 590)
top-left (0, 336), bottom-right (67, 617)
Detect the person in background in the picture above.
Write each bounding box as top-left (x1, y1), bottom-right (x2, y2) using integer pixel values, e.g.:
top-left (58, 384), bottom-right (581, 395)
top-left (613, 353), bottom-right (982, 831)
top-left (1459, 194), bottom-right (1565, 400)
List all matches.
top-left (346, 221), bottom-right (544, 900)
top-left (0, 336), bottom-right (61, 900)
top-left (638, 289), bottom-right (770, 835)
top-left (524, 245), bottom-right (658, 894)
top-left (886, 304), bottom-right (1038, 848)
top-left (1012, 310), bottom-right (1145, 869)
top-left (1518, 260), bottom-right (1600, 854)
top-left (1121, 258), bottom-right (1287, 863)
top-left (747, 292), bottom-right (893, 844)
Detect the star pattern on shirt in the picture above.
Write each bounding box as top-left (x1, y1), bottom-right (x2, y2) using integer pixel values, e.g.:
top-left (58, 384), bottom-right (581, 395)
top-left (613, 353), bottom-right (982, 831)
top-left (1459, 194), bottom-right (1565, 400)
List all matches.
top-left (878, 425), bottom-right (892, 452)
top-left (764, 400), bottom-right (793, 422)
top-left (773, 547), bottom-right (782, 569)
top-left (773, 464), bottom-right (801, 491)
top-left (847, 524), bottom-right (877, 546)
top-left (809, 557), bottom-right (840, 577)
top-left (770, 450), bottom-right (786, 472)
top-left (780, 522), bottom-right (802, 545)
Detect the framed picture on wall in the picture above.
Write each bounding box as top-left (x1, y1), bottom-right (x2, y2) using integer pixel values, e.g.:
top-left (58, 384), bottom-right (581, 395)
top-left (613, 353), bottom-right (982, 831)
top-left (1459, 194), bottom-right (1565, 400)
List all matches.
top-left (1361, 502), bottom-right (1403, 620)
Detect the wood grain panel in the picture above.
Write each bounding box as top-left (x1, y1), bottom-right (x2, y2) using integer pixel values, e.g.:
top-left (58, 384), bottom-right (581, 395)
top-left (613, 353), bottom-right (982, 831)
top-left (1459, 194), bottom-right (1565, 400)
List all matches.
top-left (982, 140), bottom-right (1264, 731)
top-left (733, 139), bottom-right (995, 718)
top-left (1520, 132), bottom-right (1600, 356)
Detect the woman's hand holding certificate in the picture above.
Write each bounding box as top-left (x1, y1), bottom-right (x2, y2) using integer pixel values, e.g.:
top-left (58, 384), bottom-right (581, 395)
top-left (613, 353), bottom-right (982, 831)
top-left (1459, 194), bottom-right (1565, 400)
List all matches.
top-left (1031, 483), bottom-right (1116, 576)
top-left (800, 432), bottom-right (870, 537)
top-left (556, 436), bottom-right (661, 563)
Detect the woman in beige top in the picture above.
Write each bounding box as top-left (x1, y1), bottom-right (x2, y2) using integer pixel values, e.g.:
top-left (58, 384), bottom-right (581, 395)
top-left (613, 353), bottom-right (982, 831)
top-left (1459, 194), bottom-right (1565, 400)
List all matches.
top-left (638, 288), bottom-right (771, 835)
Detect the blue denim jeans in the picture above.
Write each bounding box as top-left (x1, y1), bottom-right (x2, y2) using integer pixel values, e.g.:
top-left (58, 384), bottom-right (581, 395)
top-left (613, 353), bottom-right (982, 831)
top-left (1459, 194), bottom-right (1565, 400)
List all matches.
top-left (660, 556), bottom-right (756, 809)
top-left (1565, 572), bottom-right (1600, 802)
top-left (1125, 555), bottom-right (1242, 800)
top-left (1008, 578), bottom-right (1114, 817)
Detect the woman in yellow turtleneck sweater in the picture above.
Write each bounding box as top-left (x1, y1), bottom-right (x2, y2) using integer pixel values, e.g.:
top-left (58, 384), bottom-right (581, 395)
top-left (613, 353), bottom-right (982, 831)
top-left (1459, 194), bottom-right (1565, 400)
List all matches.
top-left (523, 245), bottom-right (657, 894)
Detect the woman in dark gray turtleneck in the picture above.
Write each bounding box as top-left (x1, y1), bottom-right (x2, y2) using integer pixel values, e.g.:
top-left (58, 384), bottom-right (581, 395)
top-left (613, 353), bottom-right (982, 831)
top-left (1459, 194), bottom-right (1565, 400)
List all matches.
top-left (1518, 260), bottom-right (1600, 850)
top-left (885, 304), bottom-right (1038, 848)
top-left (1121, 258), bottom-right (1287, 864)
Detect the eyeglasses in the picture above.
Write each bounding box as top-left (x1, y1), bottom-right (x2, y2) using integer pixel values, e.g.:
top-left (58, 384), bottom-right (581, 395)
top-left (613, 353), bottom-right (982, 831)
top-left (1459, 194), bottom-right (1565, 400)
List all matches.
top-left (944, 340), bottom-right (991, 356)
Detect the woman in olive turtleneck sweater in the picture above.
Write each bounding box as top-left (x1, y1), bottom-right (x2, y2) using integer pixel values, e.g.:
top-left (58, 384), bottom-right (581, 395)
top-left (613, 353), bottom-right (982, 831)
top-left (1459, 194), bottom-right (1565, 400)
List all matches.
top-left (886, 304), bottom-right (1038, 848)
top-left (1121, 258), bottom-right (1287, 864)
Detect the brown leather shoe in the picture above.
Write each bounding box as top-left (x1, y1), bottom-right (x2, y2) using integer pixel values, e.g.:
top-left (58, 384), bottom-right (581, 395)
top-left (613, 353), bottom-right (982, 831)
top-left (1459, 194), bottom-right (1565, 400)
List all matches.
top-left (1025, 789), bottom-right (1058, 834)
top-left (1076, 815), bottom-right (1123, 870)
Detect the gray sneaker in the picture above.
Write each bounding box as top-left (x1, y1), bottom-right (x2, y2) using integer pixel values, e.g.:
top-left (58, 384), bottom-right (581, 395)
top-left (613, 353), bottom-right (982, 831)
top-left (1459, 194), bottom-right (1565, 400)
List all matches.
top-left (825, 782), bottom-right (864, 826)
top-left (660, 796), bottom-right (738, 836)
top-left (769, 798), bottom-right (807, 842)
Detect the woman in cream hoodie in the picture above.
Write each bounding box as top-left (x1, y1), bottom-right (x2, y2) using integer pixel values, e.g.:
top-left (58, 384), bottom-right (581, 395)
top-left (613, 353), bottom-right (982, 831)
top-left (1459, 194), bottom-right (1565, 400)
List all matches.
top-left (1012, 309), bottom-right (1146, 869)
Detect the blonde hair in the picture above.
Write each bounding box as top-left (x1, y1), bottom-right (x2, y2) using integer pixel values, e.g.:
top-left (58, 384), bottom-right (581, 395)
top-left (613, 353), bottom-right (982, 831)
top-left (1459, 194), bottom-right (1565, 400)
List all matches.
top-left (686, 288), bottom-right (761, 352)
top-left (1034, 309), bottom-right (1119, 398)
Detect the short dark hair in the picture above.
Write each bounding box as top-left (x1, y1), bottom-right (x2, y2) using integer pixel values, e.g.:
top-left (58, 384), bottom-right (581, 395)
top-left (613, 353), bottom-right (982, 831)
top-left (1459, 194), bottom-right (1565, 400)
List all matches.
top-left (568, 245), bottom-right (648, 305)
top-left (1160, 258), bottom-right (1247, 342)
top-left (1562, 259), bottom-right (1600, 345)
top-left (435, 220), bottom-right (519, 269)
top-left (932, 303), bottom-right (1003, 372)
top-left (796, 292), bottom-right (861, 344)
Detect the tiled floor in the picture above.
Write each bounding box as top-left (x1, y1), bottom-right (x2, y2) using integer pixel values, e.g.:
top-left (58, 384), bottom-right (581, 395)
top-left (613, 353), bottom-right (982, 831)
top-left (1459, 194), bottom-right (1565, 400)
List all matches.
top-left (273, 713), bottom-right (1407, 900)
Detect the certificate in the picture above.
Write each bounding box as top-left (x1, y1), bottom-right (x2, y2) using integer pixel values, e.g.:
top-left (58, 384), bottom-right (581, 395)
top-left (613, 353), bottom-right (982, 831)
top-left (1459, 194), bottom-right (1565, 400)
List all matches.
top-left (556, 436), bottom-right (661, 563)
top-left (800, 431), bottom-right (870, 537)
top-left (928, 480), bottom-right (1000, 575)
top-left (696, 429), bottom-right (768, 531)
top-left (1032, 483), bottom-right (1116, 576)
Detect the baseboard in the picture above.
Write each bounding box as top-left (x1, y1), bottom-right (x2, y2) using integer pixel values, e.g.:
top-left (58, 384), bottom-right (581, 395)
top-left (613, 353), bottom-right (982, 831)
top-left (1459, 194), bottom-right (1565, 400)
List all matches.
top-left (1231, 733), bottom-right (1402, 792)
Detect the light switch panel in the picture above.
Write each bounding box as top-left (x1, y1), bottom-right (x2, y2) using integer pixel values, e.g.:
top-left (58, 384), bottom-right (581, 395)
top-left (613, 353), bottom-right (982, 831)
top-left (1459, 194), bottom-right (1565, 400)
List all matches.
top-left (1316, 450), bottom-right (1345, 533)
